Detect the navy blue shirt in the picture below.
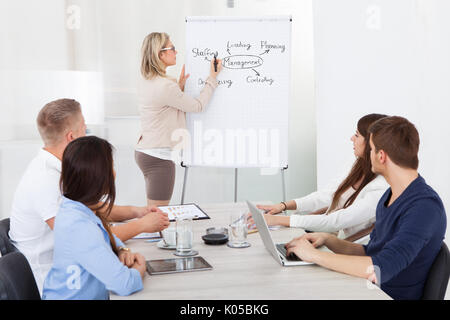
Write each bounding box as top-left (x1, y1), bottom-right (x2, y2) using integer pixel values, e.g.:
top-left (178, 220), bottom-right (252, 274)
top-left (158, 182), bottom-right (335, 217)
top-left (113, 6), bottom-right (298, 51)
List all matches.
top-left (364, 175), bottom-right (446, 300)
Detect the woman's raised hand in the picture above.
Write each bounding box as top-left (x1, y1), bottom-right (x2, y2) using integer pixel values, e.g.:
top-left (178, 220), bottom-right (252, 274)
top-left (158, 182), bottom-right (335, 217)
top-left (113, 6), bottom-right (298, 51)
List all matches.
top-left (210, 58), bottom-right (222, 79)
top-left (178, 64), bottom-right (190, 91)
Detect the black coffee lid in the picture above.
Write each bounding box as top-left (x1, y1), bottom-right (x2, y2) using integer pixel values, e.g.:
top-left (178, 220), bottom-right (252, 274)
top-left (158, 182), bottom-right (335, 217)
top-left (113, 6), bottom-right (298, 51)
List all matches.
top-left (202, 233), bottom-right (229, 245)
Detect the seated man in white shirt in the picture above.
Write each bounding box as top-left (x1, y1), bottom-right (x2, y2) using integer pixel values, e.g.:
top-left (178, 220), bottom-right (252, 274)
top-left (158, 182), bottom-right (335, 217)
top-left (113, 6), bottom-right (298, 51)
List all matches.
top-left (9, 98), bottom-right (170, 294)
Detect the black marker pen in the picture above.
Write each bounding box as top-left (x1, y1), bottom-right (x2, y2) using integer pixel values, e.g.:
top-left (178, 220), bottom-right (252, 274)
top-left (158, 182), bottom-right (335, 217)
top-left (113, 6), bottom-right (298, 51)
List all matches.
top-left (214, 53), bottom-right (218, 72)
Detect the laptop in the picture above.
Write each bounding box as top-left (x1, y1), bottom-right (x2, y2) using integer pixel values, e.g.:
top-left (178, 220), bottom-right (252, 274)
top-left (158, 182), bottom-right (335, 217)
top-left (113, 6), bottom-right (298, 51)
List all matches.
top-left (246, 200), bottom-right (314, 266)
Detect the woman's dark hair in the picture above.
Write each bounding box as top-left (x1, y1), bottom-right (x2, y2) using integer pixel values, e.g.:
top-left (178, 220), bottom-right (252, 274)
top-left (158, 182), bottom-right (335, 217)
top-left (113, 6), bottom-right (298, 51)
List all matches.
top-left (328, 113), bottom-right (388, 212)
top-left (60, 136), bottom-right (118, 254)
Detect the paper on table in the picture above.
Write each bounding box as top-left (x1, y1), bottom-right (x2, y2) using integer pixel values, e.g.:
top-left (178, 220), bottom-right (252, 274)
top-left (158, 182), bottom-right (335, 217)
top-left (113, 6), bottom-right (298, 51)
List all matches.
top-left (132, 232), bottom-right (161, 240)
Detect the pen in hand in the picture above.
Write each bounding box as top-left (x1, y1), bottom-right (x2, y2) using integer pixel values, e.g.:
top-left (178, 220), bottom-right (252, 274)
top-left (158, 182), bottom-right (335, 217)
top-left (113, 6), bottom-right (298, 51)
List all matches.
top-left (214, 53), bottom-right (218, 72)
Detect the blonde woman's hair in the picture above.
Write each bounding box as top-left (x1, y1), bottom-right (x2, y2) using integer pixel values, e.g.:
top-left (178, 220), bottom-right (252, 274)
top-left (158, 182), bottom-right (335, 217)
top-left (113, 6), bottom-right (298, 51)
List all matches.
top-left (140, 32), bottom-right (170, 79)
top-left (36, 98), bottom-right (82, 146)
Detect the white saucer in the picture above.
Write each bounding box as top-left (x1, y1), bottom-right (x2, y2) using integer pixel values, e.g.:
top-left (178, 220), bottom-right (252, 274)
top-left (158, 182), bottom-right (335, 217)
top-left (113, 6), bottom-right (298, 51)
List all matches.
top-left (227, 242), bottom-right (251, 248)
top-left (156, 240), bottom-right (176, 250)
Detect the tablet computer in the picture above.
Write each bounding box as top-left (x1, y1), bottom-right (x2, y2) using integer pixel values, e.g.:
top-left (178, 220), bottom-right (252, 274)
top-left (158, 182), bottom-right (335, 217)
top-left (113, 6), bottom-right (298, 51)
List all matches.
top-left (157, 203), bottom-right (210, 222)
top-left (146, 256), bottom-right (213, 275)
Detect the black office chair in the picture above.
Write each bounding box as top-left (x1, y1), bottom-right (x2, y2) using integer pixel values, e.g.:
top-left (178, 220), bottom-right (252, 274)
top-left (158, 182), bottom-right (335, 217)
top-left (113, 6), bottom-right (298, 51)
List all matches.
top-left (0, 251), bottom-right (41, 300)
top-left (0, 218), bottom-right (18, 256)
top-left (422, 242), bottom-right (450, 300)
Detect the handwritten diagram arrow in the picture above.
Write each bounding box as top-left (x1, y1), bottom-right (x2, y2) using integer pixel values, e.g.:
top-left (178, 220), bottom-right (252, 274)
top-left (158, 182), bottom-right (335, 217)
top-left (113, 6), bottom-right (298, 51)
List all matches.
top-left (204, 57), bottom-right (211, 62)
top-left (252, 69), bottom-right (260, 76)
top-left (260, 49), bottom-right (270, 55)
top-left (227, 48), bottom-right (231, 55)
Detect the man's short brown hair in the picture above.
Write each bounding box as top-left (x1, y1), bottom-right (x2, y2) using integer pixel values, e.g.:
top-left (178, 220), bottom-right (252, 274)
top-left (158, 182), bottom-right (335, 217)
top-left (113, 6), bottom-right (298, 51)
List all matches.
top-left (368, 116), bottom-right (420, 170)
top-left (36, 99), bottom-right (82, 146)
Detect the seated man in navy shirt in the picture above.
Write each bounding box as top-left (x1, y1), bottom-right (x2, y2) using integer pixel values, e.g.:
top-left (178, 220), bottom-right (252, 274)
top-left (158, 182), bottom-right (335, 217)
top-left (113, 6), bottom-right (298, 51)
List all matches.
top-left (285, 116), bottom-right (447, 300)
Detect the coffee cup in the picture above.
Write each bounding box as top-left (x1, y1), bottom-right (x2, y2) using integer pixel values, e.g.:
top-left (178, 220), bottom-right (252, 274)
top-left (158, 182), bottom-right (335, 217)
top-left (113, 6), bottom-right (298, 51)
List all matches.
top-left (161, 226), bottom-right (176, 246)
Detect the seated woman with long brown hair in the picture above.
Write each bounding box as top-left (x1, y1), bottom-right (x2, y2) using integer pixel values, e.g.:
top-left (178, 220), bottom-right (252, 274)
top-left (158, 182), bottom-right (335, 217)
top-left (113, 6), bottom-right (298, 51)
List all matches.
top-left (42, 136), bottom-right (145, 300)
top-left (251, 114), bottom-right (389, 242)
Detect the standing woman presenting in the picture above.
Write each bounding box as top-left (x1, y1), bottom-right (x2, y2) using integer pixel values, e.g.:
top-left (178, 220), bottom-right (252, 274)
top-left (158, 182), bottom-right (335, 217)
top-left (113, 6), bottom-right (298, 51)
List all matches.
top-left (136, 32), bottom-right (222, 207)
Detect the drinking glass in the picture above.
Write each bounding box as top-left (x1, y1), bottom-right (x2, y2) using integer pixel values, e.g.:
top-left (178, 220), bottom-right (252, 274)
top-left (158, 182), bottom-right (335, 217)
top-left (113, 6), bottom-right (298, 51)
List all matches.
top-left (227, 211), bottom-right (251, 248)
top-left (174, 216), bottom-right (198, 256)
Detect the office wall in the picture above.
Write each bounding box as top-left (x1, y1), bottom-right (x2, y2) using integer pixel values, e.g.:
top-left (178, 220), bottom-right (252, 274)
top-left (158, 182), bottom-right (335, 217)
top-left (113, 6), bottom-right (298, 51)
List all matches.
top-left (0, 0), bottom-right (70, 141)
top-left (313, 0), bottom-right (450, 240)
top-left (0, 0), bottom-right (316, 217)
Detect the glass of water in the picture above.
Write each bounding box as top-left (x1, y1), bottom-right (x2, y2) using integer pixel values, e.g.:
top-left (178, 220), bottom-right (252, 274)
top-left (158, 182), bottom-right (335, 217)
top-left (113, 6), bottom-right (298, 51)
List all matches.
top-left (227, 211), bottom-right (251, 248)
top-left (174, 216), bottom-right (198, 256)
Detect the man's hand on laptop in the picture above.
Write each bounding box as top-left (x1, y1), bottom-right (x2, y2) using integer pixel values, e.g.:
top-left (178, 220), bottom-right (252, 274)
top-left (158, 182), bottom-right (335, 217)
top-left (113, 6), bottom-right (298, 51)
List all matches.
top-left (285, 233), bottom-right (331, 262)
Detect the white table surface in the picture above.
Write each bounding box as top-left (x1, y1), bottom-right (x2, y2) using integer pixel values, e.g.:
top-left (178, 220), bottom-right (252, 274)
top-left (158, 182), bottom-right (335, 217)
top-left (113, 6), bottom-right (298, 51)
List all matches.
top-left (111, 202), bottom-right (390, 300)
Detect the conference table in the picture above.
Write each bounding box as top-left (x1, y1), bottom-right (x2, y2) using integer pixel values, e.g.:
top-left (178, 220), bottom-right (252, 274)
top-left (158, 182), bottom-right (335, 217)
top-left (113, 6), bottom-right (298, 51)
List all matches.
top-left (111, 202), bottom-right (390, 300)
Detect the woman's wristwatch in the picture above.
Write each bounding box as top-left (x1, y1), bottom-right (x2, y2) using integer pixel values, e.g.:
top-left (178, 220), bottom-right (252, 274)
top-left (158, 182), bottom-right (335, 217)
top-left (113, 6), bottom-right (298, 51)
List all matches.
top-left (280, 202), bottom-right (287, 211)
top-left (118, 246), bottom-right (130, 252)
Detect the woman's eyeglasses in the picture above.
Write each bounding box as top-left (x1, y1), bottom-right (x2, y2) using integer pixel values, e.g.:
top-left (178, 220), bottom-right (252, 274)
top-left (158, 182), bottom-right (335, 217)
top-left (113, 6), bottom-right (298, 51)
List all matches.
top-left (160, 46), bottom-right (176, 52)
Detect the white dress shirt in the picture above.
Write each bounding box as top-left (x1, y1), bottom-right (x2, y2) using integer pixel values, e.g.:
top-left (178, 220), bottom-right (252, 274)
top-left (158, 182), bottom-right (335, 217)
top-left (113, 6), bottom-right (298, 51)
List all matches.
top-left (9, 149), bottom-right (61, 295)
top-left (290, 175), bottom-right (389, 239)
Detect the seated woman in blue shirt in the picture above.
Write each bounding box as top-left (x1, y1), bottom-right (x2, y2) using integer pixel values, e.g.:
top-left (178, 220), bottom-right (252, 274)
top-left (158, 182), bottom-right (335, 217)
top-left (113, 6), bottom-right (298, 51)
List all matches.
top-left (42, 136), bottom-right (145, 300)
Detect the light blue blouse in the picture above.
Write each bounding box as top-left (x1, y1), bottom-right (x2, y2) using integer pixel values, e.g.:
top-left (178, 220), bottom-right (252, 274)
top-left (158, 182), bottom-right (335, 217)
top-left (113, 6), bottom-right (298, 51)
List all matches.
top-left (42, 197), bottom-right (143, 300)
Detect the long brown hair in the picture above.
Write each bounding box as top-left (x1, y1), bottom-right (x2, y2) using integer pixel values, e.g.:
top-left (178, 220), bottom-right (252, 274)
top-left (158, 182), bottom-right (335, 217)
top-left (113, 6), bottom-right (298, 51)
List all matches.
top-left (328, 113), bottom-right (388, 212)
top-left (60, 136), bottom-right (119, 255)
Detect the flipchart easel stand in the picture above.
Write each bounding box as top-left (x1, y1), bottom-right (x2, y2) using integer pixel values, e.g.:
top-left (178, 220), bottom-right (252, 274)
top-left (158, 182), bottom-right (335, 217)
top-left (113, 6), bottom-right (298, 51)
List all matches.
top-left (180, 162), bottom-right (288, 205)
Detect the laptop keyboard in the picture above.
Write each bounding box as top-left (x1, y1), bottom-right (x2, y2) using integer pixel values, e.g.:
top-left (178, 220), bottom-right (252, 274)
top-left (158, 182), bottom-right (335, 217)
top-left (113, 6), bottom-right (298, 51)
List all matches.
top-left (276, 243), bottom-right (302, 261)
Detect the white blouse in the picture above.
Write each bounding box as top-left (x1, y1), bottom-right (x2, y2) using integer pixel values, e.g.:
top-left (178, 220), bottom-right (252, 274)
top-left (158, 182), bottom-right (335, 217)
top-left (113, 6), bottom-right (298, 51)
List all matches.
top-left (290, 175), bottom-right (388, 239)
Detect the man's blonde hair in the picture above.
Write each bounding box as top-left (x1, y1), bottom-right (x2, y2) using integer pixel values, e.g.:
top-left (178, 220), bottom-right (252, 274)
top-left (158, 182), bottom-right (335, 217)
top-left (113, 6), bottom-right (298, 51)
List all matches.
top-left (36, 99), bottom-right (82, 146)
top-left (140, 32), bottom-right (170, 79)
